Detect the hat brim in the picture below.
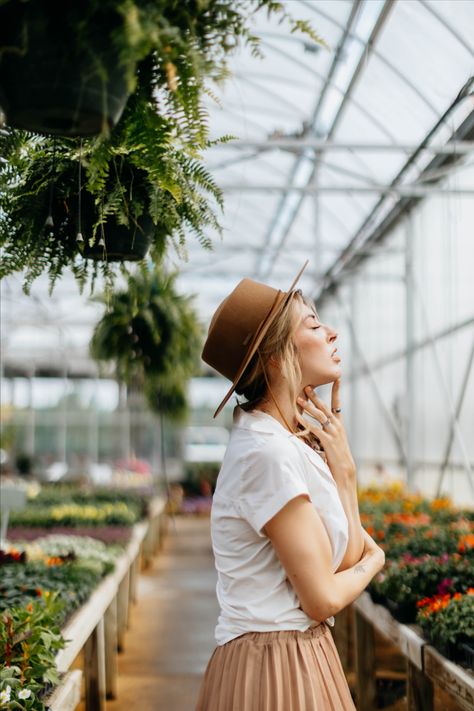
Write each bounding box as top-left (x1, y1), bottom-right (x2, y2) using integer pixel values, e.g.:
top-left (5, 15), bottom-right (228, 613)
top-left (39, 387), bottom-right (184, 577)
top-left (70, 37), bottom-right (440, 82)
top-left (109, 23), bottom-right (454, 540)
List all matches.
top-left (212, 260), bottom-right (309, 418)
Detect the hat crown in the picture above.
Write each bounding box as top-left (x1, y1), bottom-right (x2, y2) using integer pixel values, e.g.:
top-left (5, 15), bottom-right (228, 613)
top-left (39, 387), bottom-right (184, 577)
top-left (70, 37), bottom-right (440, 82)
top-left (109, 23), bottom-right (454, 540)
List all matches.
top-left (202, 278), bottom-right (281, 382)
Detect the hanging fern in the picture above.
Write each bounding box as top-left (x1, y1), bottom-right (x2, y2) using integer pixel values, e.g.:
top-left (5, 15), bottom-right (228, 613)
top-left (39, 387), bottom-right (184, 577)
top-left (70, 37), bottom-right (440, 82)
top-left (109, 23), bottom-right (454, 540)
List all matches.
top-left (0, 100), bottom-right (226, 291)
top-left (90, 264), bottom-right (202, 419)
top-left (0, 1), bottom-right (323, 292)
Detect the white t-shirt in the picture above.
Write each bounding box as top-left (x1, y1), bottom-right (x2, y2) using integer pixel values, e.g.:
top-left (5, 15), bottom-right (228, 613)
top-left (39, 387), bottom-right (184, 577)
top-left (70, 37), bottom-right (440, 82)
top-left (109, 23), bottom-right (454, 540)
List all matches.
top-left (211, 405), bottom-right (349, 646)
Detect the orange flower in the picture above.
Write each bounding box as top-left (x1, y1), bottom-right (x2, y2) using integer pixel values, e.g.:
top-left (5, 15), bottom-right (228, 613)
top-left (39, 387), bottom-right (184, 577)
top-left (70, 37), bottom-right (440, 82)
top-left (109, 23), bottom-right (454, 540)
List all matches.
top-left (26, 602), bottom-right (33, 612)
top-left (416, 596), bottom-right (433, 608)
top-left (431, 497), bottom-right (452, 511)
top-left (458, 534), bottom-right (474, 553)
top-left (35, 588), bottom-right (42, 597)
top-left (46, 556), bottom-right (63, 567)
top-left (383, 512), bottom-right (431, 526)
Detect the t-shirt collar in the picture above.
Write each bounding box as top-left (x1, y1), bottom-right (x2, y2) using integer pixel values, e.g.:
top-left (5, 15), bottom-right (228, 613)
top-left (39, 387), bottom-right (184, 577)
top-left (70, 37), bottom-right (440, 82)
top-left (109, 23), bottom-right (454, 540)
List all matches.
top-left (233, 404), bottom-right (292, 436)
top-left (233, 405), bottom-right (337, 485)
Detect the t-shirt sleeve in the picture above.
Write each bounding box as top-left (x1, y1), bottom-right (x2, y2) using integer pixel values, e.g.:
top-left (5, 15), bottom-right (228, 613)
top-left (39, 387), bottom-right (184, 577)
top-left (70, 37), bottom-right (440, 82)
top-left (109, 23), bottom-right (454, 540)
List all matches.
top-left (238, 440), bottom-right (311, 536)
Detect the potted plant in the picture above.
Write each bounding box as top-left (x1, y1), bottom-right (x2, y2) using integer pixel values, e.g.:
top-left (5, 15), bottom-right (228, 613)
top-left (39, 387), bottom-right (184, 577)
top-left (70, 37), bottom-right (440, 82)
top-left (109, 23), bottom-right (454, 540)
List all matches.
top-left (0, 0), bottom-right (322, 136)
top-left (0, 0), bottom-right (135, 135)
top-left (370, 552), bottom-right (474, 624)
top-left (0, 95), bottom-right (223, 291)
top-left (0, 593), bottom-right (66, 709)
top-left (0, 4), bottom-right (322, 291)
top-left (416, 589), bottom-right (474, 667)
top-left (382, 526), bottom-right (464, 560)
top-left (90, 265), bottom-right (202, 419)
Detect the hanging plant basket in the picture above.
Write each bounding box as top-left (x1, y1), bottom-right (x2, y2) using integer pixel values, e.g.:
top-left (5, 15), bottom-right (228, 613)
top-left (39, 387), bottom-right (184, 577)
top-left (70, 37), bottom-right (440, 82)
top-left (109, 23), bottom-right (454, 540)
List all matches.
top-left (48, 179), bottom-right (156, 262)
top-left (81, 214), bottom-right (154, 262)
top-left (0, 1), bottom-right (131, 136)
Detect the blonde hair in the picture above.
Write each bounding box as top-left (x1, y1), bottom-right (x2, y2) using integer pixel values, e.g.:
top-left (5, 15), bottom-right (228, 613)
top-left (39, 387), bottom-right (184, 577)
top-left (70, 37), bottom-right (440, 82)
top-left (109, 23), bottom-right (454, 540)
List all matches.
top-left (236, 290), bottom-right (323, 451)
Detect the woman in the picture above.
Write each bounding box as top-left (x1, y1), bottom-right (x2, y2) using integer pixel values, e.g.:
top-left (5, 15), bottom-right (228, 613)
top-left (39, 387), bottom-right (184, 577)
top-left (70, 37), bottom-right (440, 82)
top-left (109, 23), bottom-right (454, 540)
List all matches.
top-left (196, 263), bottom-right (385, 710)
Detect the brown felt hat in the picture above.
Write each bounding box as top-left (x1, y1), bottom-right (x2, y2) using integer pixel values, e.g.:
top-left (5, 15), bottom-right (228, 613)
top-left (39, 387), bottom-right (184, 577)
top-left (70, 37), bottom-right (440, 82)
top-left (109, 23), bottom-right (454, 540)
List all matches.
top-left (202, 260), bottom-right (309, 417)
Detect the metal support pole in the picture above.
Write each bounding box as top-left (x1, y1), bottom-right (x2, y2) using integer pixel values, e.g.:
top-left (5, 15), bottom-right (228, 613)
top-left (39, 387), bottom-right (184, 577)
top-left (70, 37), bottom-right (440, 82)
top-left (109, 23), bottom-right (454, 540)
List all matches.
top-left (26, 368), bottom-right (35, 459)
top-left (435, 332), bottom-right (474, 498)
top-left (119, 383), bottom-right (130, 461)
top-left (89, 378), bottom-right (100, 466)
top-left (349, 280), bottom-right (360, 469)
top-left (58, 366), bottom-right (68, 464)
top-left (405, 214), bottom-right (416, 491)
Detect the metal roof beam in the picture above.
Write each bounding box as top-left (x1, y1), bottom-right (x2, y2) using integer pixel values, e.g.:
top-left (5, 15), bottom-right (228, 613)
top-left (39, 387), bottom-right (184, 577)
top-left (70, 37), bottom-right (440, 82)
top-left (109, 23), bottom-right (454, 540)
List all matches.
top-left (253, 0), bottom-right (366, 279)
top-left (219, 184), bottom-right (474, 196)
top-left (316, 103), bottom-right (474, 301)
top-left (211, 139), bottom-right (474, 154)
top-left (256, 0), bottom-right (395, 281)
top-left (300, 0), bottom-right (441, 116)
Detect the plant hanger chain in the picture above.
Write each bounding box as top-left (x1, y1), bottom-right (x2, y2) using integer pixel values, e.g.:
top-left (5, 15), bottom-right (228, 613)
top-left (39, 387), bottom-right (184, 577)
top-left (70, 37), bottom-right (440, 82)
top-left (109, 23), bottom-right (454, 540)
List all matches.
top-left (76, 138), bottom-right (84, 243)
top-left (45, 138), bottom-right (57, 229)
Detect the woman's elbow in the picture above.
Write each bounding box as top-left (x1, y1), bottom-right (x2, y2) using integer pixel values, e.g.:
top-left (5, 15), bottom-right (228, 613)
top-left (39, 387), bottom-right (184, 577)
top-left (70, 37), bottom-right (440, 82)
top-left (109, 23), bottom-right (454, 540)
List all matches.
top-left (303, 592), bottom-right (340, 623)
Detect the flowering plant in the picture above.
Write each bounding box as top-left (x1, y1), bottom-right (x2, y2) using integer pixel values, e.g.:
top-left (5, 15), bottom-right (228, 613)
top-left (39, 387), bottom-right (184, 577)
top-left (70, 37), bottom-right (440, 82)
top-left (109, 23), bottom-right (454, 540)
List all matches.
top-left (380, 523), bottom-right (471, 560)
top-left (369, 552), bottom-right (474, 623)
top-left (9, 500), bottom-right (140, 528)
top-left (0, 592), bottom-right (66, 710)
top-left (416, 588), bottom-right (474, 666)
top-left (0, 557), bottom-right (110, 621)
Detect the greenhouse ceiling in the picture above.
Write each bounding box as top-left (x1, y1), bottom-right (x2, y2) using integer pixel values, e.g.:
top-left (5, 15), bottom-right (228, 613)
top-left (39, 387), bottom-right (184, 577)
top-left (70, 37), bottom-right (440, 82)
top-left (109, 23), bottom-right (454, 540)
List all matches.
top-left (1, 0), bottom-right (473, 377)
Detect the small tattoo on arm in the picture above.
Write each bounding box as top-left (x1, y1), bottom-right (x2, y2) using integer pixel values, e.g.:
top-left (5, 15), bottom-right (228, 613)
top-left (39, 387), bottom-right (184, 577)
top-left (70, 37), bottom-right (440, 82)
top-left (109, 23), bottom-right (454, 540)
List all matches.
top-left (354, 564), bottom-right (366, 573)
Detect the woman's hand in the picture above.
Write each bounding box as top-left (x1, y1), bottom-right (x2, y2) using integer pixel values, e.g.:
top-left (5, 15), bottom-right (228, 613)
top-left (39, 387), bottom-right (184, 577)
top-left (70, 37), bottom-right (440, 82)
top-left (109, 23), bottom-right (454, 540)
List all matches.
top-left (296, 379), bottom-right (356, 485)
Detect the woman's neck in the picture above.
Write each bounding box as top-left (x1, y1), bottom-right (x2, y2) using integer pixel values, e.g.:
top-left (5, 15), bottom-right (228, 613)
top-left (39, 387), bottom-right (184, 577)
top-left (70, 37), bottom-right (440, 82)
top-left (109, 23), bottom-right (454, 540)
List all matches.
top-left (255, 382), bottom-right (305, 433)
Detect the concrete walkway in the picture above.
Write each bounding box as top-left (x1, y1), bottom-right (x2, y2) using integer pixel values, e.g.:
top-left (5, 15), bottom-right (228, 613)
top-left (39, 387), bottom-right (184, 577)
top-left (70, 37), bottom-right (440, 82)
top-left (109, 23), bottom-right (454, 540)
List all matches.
top-left (106, 515), bottom-right (219, 711)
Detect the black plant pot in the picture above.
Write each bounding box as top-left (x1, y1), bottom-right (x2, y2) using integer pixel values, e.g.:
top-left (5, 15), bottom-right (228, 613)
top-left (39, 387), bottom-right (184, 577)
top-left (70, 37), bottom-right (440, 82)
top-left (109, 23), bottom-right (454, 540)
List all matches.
top-left (385, 597), bottom-right (417, 624)
top-left (368, 587), bottom-right (386, 606)
top-left (45, 162), bottom-right (156, 261)
top-left (434, 637), bottom-right (474, 669)
top-left (0, 1), bottom-right (131, 136)
top-left (81, 215), bottom-right (154, 262)
top-left (458, 641), bottom-right (474, 669)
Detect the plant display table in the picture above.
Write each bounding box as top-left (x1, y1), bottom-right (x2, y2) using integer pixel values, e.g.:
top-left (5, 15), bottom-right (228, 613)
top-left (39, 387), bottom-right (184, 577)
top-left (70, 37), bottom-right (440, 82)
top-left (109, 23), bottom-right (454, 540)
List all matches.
top-left (43, 670), bottom-right (82, 711)
top-left (352, 591), bottom-right (474, 711)
top-left (4, 494), bottom-right (167, 711)
top-left (58, 495), bottom-right (165, 709)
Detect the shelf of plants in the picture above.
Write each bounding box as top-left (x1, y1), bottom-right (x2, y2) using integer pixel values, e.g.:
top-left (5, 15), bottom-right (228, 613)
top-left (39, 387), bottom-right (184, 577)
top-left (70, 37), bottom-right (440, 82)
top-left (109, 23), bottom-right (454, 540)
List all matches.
top-left (346, 481), bottom-right (473, 711)
top-left (0, 484), bottom-right (166, 710)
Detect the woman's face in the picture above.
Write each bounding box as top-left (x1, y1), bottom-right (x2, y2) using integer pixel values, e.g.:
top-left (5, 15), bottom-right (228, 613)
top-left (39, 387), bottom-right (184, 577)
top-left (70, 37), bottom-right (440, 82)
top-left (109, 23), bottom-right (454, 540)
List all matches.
top-left (291, 297), bottom-right (341, 388)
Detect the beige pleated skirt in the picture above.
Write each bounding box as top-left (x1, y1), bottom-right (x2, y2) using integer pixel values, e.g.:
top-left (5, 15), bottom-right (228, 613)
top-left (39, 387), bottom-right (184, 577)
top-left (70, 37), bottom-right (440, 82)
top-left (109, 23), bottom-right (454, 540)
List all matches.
top-left (195, 621), bottom-right (356, 710)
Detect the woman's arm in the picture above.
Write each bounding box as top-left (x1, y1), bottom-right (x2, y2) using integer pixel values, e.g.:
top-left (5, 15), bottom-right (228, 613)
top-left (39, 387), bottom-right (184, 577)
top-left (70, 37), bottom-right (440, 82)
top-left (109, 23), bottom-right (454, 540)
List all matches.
top-left (263, 495), bottom-right (384, 622)
top-left (334, 477), bottom-right (364, 572)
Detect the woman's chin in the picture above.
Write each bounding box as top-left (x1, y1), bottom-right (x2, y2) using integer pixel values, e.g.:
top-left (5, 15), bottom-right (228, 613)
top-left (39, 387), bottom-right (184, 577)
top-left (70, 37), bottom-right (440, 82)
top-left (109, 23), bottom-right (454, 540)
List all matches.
top-left (306, 367), bottom-right (341, 388)
top-left (325, 366), bottom-right (342, 384)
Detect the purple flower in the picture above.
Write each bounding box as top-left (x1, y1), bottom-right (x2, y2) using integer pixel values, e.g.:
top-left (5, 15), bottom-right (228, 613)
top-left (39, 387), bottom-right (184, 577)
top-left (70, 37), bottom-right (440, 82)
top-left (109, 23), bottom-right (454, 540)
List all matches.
top-left (437, 577), bottom-right (454, 595)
